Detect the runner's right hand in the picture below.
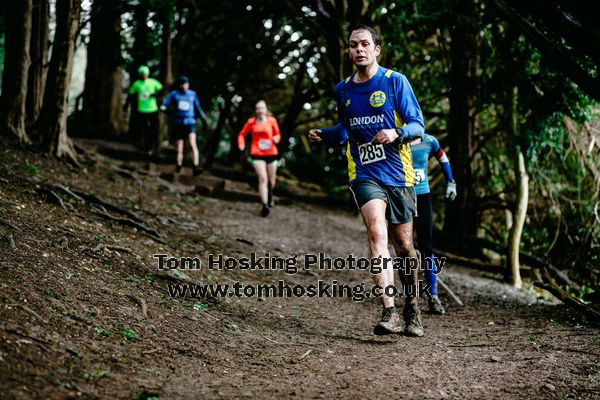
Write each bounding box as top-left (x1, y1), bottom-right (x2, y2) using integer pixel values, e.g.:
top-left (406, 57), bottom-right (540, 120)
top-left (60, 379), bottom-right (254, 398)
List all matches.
top-left (308, 129), bottom-right (322, 143)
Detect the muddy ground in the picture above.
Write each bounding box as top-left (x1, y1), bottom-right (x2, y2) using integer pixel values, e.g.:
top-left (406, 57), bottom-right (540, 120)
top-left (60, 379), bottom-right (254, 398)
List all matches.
top-left (0, 141), bottom-right (598, 399)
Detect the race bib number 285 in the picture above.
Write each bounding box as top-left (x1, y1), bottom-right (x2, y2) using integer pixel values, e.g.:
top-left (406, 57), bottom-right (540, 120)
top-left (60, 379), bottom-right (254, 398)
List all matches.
top-left (358, 143), bottom-right (386, 165)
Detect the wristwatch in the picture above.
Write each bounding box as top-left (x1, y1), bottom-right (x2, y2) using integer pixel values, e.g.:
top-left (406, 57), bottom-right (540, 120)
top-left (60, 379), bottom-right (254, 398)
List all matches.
top-left (393, 128), bottom-right (404, 145)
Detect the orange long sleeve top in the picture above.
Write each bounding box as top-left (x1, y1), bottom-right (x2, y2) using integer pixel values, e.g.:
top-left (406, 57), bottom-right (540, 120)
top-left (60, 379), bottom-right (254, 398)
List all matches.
top-left (237, 116), bottom-right (281, 157)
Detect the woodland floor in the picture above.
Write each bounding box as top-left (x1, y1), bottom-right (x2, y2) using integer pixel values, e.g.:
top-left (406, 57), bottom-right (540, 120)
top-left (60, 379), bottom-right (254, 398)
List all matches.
top-left (0, 140), bottom-right (598, 399)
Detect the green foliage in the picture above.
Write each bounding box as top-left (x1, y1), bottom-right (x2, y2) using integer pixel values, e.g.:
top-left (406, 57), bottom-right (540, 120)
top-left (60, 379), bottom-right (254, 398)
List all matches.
top-left (95, 327), bottom-right (113, 337)
top-left (193, 302), bottom-right (208, 312)
top-left (121, 326), bottom-right (138, 340)
top-left (224, 321), bottom-right (237, 332)
top-left (85, 369), bottom-right (109, 380)
top-left (530, 336), bottom-right (549, 350)
top-left (26, 163), bottom-right (39, 174)
top-left (136, 390), bottom-right (160, 400)
top-left (43, 288), bottom-right (64, 300)
top-left (66, 272), bottom-right (81, 280)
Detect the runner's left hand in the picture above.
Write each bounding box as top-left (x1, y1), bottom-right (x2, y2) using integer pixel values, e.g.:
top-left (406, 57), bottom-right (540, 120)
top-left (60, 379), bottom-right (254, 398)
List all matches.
top-left (371, 129), bottom-right (399, 145)
top-left (446, 181), bottom-right (457, 201)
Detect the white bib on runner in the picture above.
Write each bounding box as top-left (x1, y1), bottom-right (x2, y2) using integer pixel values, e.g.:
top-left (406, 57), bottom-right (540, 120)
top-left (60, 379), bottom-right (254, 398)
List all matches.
top-left (258, 139), bottom-right (272, 150)
top-left (358, 143), bottom-right (386, 165)
top-left (178, 100), bottom-right (191, 111)
top-left (414, 169), bottom-right (426, 184)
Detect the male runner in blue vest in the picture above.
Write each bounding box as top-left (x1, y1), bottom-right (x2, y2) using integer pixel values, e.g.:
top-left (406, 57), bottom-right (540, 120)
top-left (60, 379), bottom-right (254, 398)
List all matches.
top-left (312, 125), bottom-right (456, 315)
top-left (161, 76), bottom-right (208, 175)
top-left (309, 25), bottom-right (425, 337)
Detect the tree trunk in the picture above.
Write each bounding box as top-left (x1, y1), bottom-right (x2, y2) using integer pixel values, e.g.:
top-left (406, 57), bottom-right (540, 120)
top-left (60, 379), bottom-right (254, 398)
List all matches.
top-left (280, 62), bottom-right (317, 144)
top-left (131, 4), bottom-right (152, 71)
top-left (38, 0), bottom-right (81, 162)
top-left (0, 0), bottom-right (33, 143)
top-left (158, 11), bottom-right (174, 148)
top-left (81, 0), bottom-right (123, 136)
top-left (507, 86), bottom-right (528, 288)
top-left (160, 12), bottom-right (174, 88)
top-left (204, 95), bottom-right (233, 168)
top-left (26, 0), bottom-right (49, 125)
top-left (444, 0), bottom-right (478, 236)
top-left (128, 3), bottom-right (151, 145)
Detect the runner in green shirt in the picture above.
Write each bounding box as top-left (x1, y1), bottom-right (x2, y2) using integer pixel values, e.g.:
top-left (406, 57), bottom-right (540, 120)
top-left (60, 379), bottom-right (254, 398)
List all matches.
top-left (123, 65), bottom-right (164, 154)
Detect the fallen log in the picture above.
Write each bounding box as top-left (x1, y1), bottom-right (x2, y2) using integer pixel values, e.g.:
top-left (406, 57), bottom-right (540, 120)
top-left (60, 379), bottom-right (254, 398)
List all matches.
top-left (534, 269), bottom-right (600, 323)
top-left (434, 230), bottom-right (580, 291)
top-left (437, 278), bottom-right (464, 306)
top-left (435, 250), bottom-right (503, 274)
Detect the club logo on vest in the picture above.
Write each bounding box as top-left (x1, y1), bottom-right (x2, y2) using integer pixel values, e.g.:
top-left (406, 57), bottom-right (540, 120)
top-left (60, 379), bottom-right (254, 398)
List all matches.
top-left (369, 91), bottom-right (386, 108)
top-left (346, 99), bottom-right (351, 107)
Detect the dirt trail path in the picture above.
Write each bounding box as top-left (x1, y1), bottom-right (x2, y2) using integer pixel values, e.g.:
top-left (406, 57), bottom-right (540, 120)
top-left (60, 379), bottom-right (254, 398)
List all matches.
top-left (0, 144), bottom-right (598, 399)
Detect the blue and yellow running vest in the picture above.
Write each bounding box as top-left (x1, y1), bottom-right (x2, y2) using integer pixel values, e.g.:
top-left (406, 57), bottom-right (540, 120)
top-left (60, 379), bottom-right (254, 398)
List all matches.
top-left (334, 66), bottom-right (425, 187)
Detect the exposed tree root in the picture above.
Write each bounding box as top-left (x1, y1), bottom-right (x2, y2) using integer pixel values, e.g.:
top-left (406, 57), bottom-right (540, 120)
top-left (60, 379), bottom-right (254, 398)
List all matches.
top-left (0, 217), bottom-right (22, 232)
top-left (127, 294), bottom-right (148, 318)
top-left (1, 297), bottom-right (44, 323)
top-left (91, 209), bottom-right (163, 243)
top-left (35, 181), bottom-right (164, 243)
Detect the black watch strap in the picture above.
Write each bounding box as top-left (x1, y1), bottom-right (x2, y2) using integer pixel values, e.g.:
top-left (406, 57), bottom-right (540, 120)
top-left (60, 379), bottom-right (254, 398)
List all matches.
top-left (393, 128), bottom-right (403, 144)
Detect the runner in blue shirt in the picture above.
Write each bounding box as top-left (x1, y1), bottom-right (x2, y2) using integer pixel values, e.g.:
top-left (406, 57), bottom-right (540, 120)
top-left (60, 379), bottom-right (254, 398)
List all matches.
top-left (411, 133), bottom-right (456, 314)
top-left (161, 76), bottom-right (209, 175)
top-left (309, 25), bottom-right (425, 337)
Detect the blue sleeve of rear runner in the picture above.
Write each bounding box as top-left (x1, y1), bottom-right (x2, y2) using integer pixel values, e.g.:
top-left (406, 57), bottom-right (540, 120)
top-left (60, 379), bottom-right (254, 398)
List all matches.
top-left (430, 135), bottom-right (454, 181)
top-left (163, 91), bottom-right (174, 107)
top-left (440, 162), bottom-right (453, 182)
top-left (194, 94), bottom-right (208, 122)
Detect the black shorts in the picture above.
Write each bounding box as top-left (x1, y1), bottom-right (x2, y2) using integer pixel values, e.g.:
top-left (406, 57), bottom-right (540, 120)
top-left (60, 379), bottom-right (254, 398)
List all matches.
top-left (171, 123), bottom-right (196, 141)
top-left (250, 155), bottom-right (280, 164)
top-left (349, 179), bottom-right (417, 225)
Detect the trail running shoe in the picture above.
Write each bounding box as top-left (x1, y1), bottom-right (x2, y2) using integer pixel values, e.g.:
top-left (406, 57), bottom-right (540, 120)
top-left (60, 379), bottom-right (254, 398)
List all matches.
top-left (403, 303), bottom-right (424, 337)
top-left (373, 307), bottom-right (402, 335)
top-left (175, 164), bottom-right (182, 173)
top-left (428, 295), bottom-right (445, 315)
top-left (260, 204), bottom-right (270, 217)
top-left (193, 165), bottom-right (203, 176)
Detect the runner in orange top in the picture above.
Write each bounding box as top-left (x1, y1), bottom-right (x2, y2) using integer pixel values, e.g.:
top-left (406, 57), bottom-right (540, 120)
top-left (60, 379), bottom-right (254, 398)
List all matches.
top-left (237, 100), bottom-right (281, 217)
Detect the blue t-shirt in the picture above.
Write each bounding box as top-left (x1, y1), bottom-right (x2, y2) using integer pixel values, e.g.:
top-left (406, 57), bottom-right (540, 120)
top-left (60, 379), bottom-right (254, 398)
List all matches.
top-left (410, 133), bottom-right (453, 195)
top-left (162, 89), bottom-right (203, 125)
top-left (334, 67), bottom-right (424, 186)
